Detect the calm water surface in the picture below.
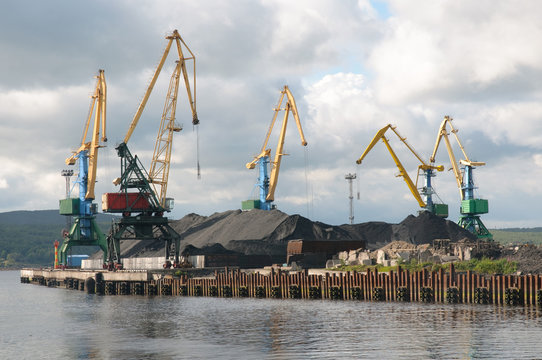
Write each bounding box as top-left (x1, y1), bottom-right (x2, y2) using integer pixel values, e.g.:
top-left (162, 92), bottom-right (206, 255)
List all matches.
top-left (2, 270), bottom-right (542, 359)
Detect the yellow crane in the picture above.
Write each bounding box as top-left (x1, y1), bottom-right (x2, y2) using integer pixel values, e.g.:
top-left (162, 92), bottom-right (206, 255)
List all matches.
top-left (103, 30), bottom-right (197, 269)
top-left (59, 70), bottom-right (108, 267)
top-left (65, 69), bottom-right (107, 200)
top-left (243, 85), bottom-right (308, 210)
top-left (356, 124), bottom-right (448, 217)
top-left (429, 116), bottom-right (491, 238)
top-left (121, 29), bottom-right (198, 209)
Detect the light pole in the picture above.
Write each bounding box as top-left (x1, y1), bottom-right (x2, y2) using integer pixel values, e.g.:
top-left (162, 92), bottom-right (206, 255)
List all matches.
top-left (345, 173), bottom-right (356, 224)
top-left (61, 169), bottom-right (74, 230)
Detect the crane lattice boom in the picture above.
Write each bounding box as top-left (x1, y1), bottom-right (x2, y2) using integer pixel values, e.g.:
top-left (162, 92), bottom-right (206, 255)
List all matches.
top-left (245, 86), bottom-right (307, 209)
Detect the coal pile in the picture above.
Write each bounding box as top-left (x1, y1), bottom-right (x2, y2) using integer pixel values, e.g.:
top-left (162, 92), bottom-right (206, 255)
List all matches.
top-left (95, 209), bottom-right (476, 260)
top-left (170, 209), bottom-right (357, 257)
top-left (342, 211), bottom-right (476, 250)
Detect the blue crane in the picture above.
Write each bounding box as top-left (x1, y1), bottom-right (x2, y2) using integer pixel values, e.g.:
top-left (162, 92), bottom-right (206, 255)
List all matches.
top-left (58, 70), bottom-right (108, 267)
top-left (243, 86), bottom-right (308, 211)
top-left (429, 116), bottom-right (491, 239)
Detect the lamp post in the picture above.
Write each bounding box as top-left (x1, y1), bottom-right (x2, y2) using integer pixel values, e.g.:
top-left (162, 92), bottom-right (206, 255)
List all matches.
top-left (345, 173), bottom-right (356, 224)
top-left (61, 169), bottom-right (74, 230)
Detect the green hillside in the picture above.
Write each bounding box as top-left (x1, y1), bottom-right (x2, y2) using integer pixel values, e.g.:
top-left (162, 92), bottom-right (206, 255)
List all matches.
top-left (0, 210), bottom-right (116, 268)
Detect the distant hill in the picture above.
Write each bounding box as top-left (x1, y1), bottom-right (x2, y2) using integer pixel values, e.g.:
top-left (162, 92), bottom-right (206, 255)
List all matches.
top-left (0, 209), bottom-right (117, 267)
top-left (493, 228), bottom-right (542, 233)
top-left (0, 209), bottom-right (116, 225)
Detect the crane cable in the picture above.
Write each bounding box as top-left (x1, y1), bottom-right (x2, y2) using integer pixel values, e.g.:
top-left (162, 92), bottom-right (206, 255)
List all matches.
top-left (195, 124), bottom-right (201, 179)
top-left (304, 146), bottom-right (312, 219)
top-left (356, 166), bottom-right (361, 200)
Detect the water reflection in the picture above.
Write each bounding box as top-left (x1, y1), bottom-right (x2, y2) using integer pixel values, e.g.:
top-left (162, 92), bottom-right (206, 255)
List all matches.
top-left (3, 271), bottom-right (542, 360)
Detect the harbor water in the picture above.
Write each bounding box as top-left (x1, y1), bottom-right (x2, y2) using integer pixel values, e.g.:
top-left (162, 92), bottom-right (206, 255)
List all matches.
top-left (2, 270), bottom-right (542, 359)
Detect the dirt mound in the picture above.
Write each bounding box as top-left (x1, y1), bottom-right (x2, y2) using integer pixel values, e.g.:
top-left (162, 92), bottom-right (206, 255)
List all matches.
top-left (172, 209), bottom-right (359, 256)
top-left (391, 212), bottom-right (476, 246)
top-left (342, 212), bottom-right (475, 250)
top-left (95, 209), bottom-right (476, 261)
top-left (341, 222), bottom-right (391, 250)
top-left (501, 244), bottom-right (542, 274)
top-left (379, 240), bottom-right (418, 252)
top-left (182, 243), bottom-right (239, 256)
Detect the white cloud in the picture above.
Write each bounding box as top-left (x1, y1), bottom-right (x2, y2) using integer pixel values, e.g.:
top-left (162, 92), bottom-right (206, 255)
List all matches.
top-left (369, 0), bottom-right (542, 104)
top-left (534, 154), bottom-right (542, 168)
top-left (1, 0), bottom-right (542, 230)
top-left (462, 103), bottom-right (542, 148)
top-left (304, 72), bottom-right (380, 149)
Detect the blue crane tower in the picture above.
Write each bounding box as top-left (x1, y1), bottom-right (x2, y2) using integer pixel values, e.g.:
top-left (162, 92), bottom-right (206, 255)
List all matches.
top-left (58, 70), bottom-right (108, 267)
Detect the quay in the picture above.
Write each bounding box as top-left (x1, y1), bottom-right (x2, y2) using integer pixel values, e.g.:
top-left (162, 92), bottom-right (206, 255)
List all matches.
top-left (20, 265), bottom-right (542, 306)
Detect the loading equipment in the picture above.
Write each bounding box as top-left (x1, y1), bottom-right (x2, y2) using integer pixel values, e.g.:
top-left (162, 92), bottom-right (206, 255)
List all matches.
top-left (243, 85), bottom-right (307, 210)
top-left (103, 29), bottom-right (199, 269)
top-left (356, 124), bottom-right (448, 217)
top-left (58, 70), bottom-right (108, 267)
top-left (429, 116), bottom-right (491, 239)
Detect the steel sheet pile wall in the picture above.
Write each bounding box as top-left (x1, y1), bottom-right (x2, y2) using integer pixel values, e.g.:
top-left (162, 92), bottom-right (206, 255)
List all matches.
top-left (21, 265), bottom-right (542, 306)
top-left (154, 265), bottom-right (542, 305)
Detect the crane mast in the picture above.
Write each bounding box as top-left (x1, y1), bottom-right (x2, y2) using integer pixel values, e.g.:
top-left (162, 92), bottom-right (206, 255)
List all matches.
top-left (120, 29), bottom-right (198, 210)
top-left (103, 30), bottom-right (197, 269)
top-left (58, 70), bottom-right (108, 267)
top-left (356, 124), bottom-right (448, 217)
top-left (244, 86), bottom-right (307, 210)
top-left (429, 116), bottom-right (491, 239)
top-left (148, 61), bottom-right (183, 208)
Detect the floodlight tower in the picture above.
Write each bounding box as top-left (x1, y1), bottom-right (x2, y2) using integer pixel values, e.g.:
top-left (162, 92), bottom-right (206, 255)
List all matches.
top-left (345, 173), bottom-right (356, 224)
top-left (61, 169), bottom-right (74, 230)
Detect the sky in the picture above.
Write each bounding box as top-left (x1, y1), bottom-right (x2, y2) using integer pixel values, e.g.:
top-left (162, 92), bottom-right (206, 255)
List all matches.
top-left (1, 0), bottom-right (542, 228)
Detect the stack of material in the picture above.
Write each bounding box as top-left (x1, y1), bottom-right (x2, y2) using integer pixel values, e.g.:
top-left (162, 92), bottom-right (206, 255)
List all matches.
top-left (342, 211), bottom-right (476, 250)
top-left (91, 209), bottom-right (476, 263)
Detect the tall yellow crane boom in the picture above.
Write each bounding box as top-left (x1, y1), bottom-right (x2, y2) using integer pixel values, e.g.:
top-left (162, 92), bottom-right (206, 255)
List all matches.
top-left (246, 86), bottom-right (307, 205)
top-left (65, 69), bottom-right (107, 200)
top-left (119, 29), bottom-right (198, 208)
top-left (148, 61), bottom-right (184, 207)
top-left (429, 116), bottom-right (485, 200)
top-left (123, 30), bottom-right (198, 144)
top-left (356, 124), bottom-right (444, 209)
top-left (429, 115), bottom-right (491, 239)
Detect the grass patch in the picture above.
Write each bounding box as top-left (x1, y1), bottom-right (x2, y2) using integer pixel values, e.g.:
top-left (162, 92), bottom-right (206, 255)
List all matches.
top-left (491, 229), bottom-right (542, 246)
top-left (331, 257), bottom-right (517, 275)
top-left (454, 258), bottom-right (517, 275)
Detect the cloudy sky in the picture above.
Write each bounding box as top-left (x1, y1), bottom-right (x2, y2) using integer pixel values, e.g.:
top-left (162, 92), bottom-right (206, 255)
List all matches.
top-left (1, 0), bottom-right (541, 228)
